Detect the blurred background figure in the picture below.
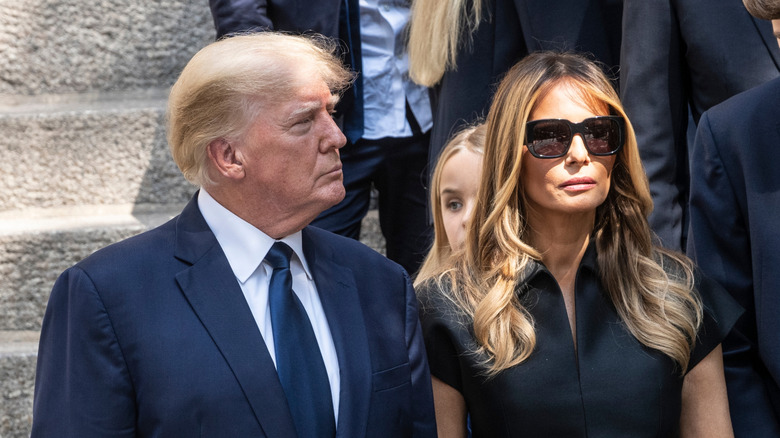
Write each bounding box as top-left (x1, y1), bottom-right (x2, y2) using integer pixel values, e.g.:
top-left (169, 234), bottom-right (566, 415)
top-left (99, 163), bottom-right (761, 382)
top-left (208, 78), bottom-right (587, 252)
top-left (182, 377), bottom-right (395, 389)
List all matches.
top-left (416, 123), bottom-right (485, 283)
top-left (687, 0), bottom-right (780, 435)
top-left (620, 0), bottom-right (780, 252)
top-left (408, 0), bottom-right (622, 172)
top-left (416, 51), bottom-right (740, 437)
top-left (210, 0), bottom-right (434, 275)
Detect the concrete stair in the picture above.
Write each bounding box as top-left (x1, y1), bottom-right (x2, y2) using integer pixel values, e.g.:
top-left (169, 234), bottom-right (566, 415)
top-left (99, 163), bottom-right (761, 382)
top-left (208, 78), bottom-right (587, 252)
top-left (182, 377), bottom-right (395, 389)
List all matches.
top-left (0, 1), bottom-right (385, 436)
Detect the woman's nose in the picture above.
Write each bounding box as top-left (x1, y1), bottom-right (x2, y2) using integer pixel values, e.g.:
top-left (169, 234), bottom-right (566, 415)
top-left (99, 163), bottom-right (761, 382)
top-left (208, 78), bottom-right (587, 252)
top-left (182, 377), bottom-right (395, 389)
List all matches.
top-left (566, 134), bottom-right (591, 163)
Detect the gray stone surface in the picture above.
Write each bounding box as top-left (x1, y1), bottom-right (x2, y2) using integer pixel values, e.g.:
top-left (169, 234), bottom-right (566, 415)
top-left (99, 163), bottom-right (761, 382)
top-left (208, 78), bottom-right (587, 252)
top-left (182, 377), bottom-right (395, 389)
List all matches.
top-left (359, 209), bottom-right (385, 256)
top-left (0, 97), bottom-right (195, 212)
top-left (0, 331), bottom-right (37, 438)
top-left (0, 0), bottom-right (214, 95)
top-left (0, 207), bottom-right (184, 331)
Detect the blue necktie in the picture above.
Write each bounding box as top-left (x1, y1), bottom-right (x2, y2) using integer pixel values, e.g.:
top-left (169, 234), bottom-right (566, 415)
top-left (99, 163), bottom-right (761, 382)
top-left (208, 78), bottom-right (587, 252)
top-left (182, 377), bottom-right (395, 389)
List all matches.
top-left (266, 242), bottom-right (336, 437)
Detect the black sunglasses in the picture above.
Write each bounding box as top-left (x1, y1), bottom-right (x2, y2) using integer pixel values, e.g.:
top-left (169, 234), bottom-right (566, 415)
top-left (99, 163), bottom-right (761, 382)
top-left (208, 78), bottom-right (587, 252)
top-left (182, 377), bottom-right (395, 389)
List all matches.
top-left (525, 116), bottom-right (625, 159)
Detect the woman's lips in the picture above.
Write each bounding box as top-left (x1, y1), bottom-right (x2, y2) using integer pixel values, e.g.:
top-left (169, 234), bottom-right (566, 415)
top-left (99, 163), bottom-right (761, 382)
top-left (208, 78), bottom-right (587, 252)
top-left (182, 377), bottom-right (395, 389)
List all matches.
top-left (560, 177), bottom-right (596, 190)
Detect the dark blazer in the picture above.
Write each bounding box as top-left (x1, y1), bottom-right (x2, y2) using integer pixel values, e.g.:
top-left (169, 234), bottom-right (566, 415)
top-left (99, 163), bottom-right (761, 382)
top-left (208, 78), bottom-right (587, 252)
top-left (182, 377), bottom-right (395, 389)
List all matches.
top-left (428, 0), bottom-right (622, 163)
top-left (620, 0), bottom-right (780, 251)
top-left (31, 195), bottom-right (436, 437)
top-left (688, 77), bottom-right (780, 437)
top-left (209, 0), bottom-right (365, 142)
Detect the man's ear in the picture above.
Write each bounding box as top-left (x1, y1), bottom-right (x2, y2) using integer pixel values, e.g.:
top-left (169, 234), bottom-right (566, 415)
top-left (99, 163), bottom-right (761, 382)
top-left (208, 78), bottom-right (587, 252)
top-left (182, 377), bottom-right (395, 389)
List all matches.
top-left (207, 138), bottom-right (245, 180)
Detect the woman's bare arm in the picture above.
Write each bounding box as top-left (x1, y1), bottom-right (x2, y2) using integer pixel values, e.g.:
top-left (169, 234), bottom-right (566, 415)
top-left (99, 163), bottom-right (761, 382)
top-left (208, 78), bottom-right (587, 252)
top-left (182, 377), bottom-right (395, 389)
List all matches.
top-left (680, 344), bottom-right (734, 437)
top-left (432, 376), bottom-right (468, 438)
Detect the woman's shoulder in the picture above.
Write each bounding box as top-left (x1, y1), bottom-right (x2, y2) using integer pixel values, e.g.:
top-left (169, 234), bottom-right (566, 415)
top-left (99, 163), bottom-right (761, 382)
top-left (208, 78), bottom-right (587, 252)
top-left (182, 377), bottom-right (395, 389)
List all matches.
top-left (415, 274), bottom-right (457, 312)
top-left (688, 266), bottom-right (744, 370)
top-left (416, 273), bottom-right (478, 329)
top-left (692, 268), bottom-right (743, 329)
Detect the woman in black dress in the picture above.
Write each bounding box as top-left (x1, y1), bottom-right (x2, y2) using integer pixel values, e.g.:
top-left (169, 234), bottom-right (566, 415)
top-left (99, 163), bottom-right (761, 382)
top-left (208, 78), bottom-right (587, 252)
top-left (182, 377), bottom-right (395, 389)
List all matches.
top-left (414, 52), bottom-right (740, 437)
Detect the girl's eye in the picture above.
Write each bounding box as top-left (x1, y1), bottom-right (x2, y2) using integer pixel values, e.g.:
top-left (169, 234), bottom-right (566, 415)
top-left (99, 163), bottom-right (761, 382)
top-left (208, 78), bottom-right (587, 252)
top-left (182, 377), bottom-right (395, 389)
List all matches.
top-left (447, 201), bottom-right (463, 211)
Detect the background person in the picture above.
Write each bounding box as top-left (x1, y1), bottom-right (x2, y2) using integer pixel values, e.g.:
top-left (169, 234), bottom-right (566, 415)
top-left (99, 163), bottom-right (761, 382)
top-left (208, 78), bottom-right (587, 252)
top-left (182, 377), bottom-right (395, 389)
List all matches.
top-left (687, 0), bottom-right (780, 434)
top-left (416, 51), bottom-right (740, 437)
top-left (210, 0), bottom-right (434, 275)
top-left (31, 32), bottom-right (436, 437)
top-left (416, 124), bottom-right (485, 283)
top-left (619, 0), bottom-right (780, 251)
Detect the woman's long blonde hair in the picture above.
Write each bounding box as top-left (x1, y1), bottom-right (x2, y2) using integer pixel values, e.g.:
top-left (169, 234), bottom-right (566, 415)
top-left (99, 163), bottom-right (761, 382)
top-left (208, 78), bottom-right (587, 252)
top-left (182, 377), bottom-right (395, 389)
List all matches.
top-left (419, 52), bottom-right (702, 376)
top-left (407, 0), bottom-right (482, 87)
top-left (415, 124), bottom-right (486, 283)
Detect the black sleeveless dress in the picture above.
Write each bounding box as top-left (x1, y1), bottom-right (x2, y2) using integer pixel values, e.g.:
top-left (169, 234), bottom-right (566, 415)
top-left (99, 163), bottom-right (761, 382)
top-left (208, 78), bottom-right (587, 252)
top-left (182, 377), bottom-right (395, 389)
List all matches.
top-left (417, 245), bottom-right (741, 437)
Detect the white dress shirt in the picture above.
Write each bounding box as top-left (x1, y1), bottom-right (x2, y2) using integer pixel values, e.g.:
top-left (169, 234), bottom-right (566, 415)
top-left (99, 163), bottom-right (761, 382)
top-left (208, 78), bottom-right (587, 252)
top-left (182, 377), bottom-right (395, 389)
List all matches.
top-left (359, 0), bottom-right (432, 139)
top-left (197, 189), bottom-right (340, 421)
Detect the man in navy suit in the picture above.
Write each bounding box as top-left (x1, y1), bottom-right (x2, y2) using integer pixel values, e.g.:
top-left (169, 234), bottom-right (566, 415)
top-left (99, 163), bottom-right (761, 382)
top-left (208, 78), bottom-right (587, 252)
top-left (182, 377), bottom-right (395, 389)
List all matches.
top-left (31, 32), bottom-right (436, 437)
top-left (620, 0), bottom-right (780, 252)
top-left (687, 1), bottom-right (780, 435)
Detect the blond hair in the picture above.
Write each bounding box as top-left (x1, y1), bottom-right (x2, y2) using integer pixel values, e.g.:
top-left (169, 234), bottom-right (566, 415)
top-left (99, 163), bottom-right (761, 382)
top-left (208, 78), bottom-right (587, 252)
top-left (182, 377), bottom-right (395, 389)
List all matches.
top-left (407, 0), bottom-right (483, 86)
top-left (416, 124), bottom-right (486, 283)
top-left (167, 32), bottom-right (354, 187)
top-left (426, 52), bottom-right (702, 376)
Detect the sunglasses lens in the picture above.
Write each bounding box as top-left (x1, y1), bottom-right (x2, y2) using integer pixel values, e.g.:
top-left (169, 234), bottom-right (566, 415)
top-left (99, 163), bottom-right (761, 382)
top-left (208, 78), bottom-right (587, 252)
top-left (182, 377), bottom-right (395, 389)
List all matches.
top-left (584, 118), bottom-right (620, 154)
top-left (530, 121), bottom-right (571, 157)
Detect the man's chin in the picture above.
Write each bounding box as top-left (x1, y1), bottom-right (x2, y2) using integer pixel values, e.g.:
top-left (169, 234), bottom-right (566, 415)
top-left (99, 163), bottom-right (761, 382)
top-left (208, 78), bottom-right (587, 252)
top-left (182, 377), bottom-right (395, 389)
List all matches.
top-left (319, 185), bottom-right (346, 211)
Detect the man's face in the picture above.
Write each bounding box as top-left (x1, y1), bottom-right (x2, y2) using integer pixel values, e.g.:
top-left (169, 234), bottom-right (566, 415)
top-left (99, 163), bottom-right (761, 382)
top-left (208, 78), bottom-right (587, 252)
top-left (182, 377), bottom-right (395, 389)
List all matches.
top-left (237, 75), bottom-right (347, 227)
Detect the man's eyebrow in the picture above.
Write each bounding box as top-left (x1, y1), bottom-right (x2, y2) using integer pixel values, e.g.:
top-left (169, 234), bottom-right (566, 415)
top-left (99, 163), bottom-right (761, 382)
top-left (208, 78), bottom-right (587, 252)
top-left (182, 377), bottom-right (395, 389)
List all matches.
top-left (284, 101), bottom-right (321, 123)
top-left (284, 95), bottom-right (341, 123)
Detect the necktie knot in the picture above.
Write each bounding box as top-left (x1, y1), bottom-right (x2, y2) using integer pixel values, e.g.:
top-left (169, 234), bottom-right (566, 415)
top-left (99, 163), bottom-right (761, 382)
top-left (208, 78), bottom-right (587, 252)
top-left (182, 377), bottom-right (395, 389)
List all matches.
top-left (265, 241), bottom-right (293, 270)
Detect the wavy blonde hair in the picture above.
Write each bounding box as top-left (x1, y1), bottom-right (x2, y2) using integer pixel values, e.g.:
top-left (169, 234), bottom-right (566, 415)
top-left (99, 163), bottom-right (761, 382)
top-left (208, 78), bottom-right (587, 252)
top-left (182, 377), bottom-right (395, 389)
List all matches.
top-left (407, 0), bottom-right (483, 86)
top-left (419, 52), bottom-right (702, 376)
top-left (415, 124), bottom-right (486, 283)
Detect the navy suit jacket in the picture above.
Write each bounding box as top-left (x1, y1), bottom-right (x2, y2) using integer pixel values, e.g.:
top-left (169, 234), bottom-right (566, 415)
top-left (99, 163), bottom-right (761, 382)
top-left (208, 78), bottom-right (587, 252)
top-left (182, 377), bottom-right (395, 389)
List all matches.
top-left (620, 0), bottom-right (780, 252)
top-left (32, 195), bottom-right (436, 437)
top-left (688, 77), bottom-right (780, 437)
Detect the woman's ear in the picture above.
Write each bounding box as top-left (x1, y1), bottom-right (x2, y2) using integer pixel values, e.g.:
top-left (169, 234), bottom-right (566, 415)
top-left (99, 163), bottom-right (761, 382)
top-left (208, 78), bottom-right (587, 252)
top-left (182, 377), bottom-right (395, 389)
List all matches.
top-left (207, 138), bottom-right (245, 180)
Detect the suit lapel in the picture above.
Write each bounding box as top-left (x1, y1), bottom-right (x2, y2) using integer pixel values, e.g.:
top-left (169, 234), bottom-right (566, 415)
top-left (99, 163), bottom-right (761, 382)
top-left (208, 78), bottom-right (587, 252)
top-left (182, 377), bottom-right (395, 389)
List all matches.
top-left (173, 196), bottom-right (297, 437)
top-left (303, 228), bottom-right (372, 437)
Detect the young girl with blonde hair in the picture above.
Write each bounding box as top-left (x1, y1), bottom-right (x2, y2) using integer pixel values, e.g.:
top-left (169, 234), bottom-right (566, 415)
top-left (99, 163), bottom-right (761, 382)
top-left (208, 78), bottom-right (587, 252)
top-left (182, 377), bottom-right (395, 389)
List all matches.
top-left (416, 124), bottom-right (485, 282)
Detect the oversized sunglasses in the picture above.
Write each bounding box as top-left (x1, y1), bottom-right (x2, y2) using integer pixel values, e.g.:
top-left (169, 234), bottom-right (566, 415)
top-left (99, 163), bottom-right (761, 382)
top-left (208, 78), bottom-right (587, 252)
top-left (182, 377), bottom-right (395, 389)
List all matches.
top-left (525, 116), bottom-right (625, 159)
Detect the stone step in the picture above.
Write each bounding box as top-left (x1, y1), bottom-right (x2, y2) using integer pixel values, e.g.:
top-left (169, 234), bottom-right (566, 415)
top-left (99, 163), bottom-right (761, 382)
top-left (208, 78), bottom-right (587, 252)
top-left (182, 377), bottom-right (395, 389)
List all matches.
top-left (0, 91), bottom-right (194, 212)
top-left (0, 204), bottom-right (185, 331)
top-left (0, 0), bottom-right (214, 96)
top-left (0, 330), bottom-right (37, 438)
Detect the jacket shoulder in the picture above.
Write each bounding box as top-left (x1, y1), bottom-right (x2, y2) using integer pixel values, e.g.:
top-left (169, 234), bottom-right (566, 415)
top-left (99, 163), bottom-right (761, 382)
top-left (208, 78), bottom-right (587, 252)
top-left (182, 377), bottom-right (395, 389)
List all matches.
top-left (304, 225), bottom-right (404, 271)
top-left (76, 216), bottom-right (179, 273)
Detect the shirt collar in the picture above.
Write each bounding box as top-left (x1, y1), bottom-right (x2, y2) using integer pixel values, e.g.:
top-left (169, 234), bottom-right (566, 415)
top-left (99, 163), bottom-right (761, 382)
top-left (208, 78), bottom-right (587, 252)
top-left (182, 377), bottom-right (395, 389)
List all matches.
top-left (579, 240), bottom-right (599, 274)
top-left (525, 240), bottom-right (599, 284)
top-left (197, 189), bottom-right (312, 283)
